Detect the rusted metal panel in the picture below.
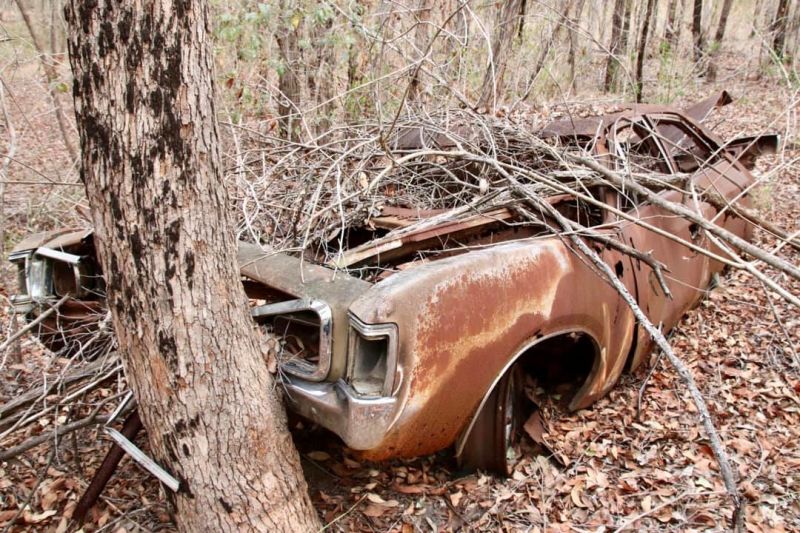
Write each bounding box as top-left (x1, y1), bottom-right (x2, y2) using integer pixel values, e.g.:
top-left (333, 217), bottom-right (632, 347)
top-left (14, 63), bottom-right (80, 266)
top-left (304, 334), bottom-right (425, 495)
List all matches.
top-left (348, 237), bottom-right (636, 459)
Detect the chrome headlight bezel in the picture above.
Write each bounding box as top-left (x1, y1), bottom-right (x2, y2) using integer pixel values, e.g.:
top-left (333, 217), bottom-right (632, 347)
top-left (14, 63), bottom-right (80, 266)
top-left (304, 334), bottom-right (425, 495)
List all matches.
top-left (347, 314), bottom-right (398, 398)
top-left (9, 247), bottom-right (95, 309)
top-left (251, 298), bottom-right (333, 382)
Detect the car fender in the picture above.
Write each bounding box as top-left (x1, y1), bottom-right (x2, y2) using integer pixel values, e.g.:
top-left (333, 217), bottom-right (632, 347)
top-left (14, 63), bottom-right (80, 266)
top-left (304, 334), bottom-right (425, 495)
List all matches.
top-left (349, 237), bottom-right (636, 459)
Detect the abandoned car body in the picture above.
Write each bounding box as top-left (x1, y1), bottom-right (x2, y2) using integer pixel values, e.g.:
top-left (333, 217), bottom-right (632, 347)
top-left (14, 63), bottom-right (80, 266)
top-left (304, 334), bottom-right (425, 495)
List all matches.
top-left (9, 94), bottom-right (774, 474)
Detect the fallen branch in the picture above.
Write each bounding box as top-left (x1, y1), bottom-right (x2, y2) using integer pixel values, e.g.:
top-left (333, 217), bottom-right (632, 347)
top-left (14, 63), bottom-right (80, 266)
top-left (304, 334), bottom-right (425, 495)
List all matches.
top-left (0, 411), bottom-right (112, 462)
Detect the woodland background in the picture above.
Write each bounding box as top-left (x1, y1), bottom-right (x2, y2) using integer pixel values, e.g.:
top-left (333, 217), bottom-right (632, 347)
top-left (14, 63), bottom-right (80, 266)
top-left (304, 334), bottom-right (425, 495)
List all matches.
top-left (0, 0), bottom-right (798, 531)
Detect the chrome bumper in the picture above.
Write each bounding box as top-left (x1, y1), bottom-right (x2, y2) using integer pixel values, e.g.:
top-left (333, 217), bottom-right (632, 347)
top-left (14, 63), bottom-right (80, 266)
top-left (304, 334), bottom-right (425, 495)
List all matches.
top-left (282, 376), bottom-right (397, 450)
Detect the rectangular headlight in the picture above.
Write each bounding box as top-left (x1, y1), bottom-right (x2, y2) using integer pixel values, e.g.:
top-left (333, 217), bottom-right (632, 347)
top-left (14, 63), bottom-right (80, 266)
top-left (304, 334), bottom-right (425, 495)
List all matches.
top-left (347, 315), bottom-right (398, 397)
top-left (251, 299), bottom-right (333, 382)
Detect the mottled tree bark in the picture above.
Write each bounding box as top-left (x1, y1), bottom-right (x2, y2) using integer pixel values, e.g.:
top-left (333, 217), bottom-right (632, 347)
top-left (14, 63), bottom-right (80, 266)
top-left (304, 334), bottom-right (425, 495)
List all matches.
top-left (64, 0), bottom-right (321, 530)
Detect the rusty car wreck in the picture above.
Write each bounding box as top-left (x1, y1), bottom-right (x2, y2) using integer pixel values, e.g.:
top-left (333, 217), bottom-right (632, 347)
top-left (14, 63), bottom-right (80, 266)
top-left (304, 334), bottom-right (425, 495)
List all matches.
top-left (8, 92), bottom-right (776, 475)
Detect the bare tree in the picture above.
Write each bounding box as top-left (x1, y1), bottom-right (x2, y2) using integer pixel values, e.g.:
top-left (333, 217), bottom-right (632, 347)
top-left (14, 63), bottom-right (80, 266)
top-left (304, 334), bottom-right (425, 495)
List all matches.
top-left (568, 0), bottom-right (588, 91)
top-left (771, 0), bottom-right (791, 59)
top-left (477, 0), bottom-right (524, 110)
top-left (306, 12), bottom-right (336, 132)
top-left (13, 0), bottom-right (77, 161)
top-left (64, 0), bottom-right (321, 529)
top-left (604, 0), bottom-right (626, 92)
top-left (620, 0), bottom-right (633, 57)
top-left (634, 0), bottom-right (656, 102)
top-left (713, 0), bottom-right (734, 44)
top-left (520, 0), bottom-right (575, 102)
top-left (707, 0), bottom-right (733, 81)
top-left (663, 0), bottom-right (681, 49)
top-left (276, 0), bottom-right (303, 140)
top-left (691, 0), bottom-right (704, 63)
top-left (409, 0), bottom-right (432, 103)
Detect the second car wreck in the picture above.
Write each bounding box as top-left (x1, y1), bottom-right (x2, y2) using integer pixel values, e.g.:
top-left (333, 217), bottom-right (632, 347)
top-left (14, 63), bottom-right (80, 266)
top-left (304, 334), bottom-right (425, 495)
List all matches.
top-left (8, 92), bottom-right (778, 477)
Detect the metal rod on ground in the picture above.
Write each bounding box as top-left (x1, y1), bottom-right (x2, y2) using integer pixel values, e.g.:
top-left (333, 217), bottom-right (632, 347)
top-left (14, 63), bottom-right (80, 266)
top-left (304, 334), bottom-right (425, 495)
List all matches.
top-left (73, 411), bottom-right (143, 525)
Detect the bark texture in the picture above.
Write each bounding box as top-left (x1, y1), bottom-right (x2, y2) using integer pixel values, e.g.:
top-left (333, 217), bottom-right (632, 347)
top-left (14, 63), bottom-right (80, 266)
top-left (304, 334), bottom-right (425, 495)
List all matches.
top-left (64, 0), bottom-right (320, 530)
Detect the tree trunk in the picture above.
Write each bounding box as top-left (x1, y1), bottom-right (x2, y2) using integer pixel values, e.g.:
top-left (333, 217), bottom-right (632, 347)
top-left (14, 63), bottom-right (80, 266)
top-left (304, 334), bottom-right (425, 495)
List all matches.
top-left (477, 0), bottom-right (523, 110)
top-left (520, 0), bottom-right (574, 102)
top-left (713, 0), bottom-right (733, 44)
top-left (771, 0), bottom-right (791, 58)
top-left (706, 0), bottom-right (733, 81)
top-left (620, 0), bottom-right (633, 58)
top-left (276, 1), bottom-right (303, 141)
top-left (663, 0), bottom-right (682, 50)
top-left (408, 0), bottom-right (432, 103)
top-left (14, 0), bottom-right (77, 161)
top-left (517, 0), bottom-right (528, 40)
top-left (691, 0), bottom-right (704, 63)
top-left (568, 0), bottom-right (587, 92)
top-left (63, 0), bottom-right (321, 530)
top-left (604, 0), bottom-right (626, 92)
top-left (306, 14), bottom-right (335, 134)
top-left (634, 0), bottom-right (656, 102)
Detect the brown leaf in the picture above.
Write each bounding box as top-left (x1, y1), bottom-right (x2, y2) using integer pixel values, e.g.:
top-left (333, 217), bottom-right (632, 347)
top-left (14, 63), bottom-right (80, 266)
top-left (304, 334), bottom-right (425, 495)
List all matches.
top-left (362, 504), bottom-right (387, 517)
top-left (570, 484), bottom-right (587, 508)
top-left (741, 481), bottom-right (760, 501)
top-left (523, 410), bottom-right (547, 445)
top-left (392, 482), bottom-right (427, 494)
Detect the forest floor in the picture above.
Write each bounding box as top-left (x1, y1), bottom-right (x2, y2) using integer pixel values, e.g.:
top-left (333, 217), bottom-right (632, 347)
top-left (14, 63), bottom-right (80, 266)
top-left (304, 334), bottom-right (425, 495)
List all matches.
top-left (0, 54), bottom-right (798, 532)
